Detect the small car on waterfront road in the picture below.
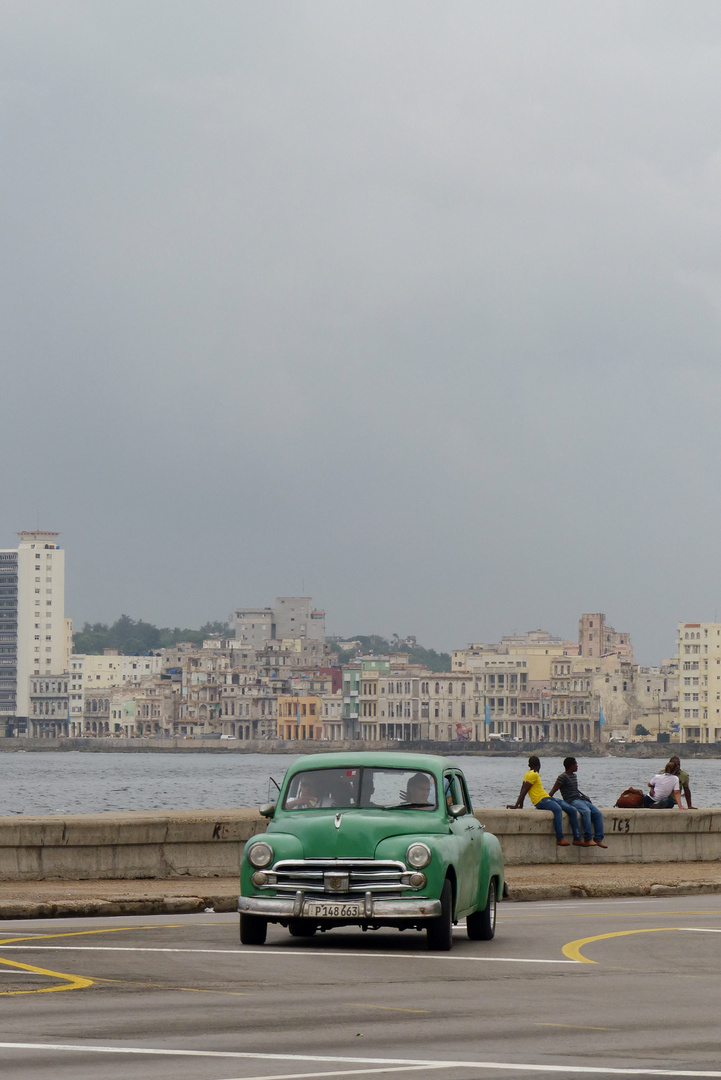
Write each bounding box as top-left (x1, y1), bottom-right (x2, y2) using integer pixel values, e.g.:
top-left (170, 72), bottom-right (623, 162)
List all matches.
top-left (238, 751), bottom-right (505, 950)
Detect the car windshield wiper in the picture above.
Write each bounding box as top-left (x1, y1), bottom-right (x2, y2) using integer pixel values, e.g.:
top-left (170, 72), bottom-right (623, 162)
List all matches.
top-left (381, 802), bottom-right (434, 810)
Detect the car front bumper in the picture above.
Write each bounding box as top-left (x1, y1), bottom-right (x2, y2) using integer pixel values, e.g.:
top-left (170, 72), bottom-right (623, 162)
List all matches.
top-left (238, 894), bottom-right (442, 919)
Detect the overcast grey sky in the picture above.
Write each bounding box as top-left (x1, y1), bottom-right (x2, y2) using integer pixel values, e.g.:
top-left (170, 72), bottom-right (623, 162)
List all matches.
top-left (2, 2), bottom-right (721, 664)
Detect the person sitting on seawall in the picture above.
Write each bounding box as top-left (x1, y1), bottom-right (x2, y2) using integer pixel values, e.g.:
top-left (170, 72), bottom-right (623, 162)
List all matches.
top-left (643, 762), bottom-right (685, 809)
top-left (506, 755), bottom-right (582, 847)
top-left (668, 755), bottom-right (694, 808)
top-left (547, 757), bottom-right (607, 848)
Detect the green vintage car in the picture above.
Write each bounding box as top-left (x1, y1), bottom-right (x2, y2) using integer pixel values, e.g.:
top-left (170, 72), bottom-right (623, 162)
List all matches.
top-left (238, 751), bottom-right (505, 951)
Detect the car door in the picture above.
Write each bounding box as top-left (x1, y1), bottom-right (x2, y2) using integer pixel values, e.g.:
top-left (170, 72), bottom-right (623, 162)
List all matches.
top-left (444, 770), bottom-right (482, 913)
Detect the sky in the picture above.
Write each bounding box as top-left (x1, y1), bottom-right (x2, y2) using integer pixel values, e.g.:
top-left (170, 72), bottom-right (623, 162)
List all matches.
top-left (2, 1), bottom-right (721, 666)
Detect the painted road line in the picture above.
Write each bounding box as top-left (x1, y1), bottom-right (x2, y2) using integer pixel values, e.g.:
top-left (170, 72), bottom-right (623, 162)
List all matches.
top-left (348, 1003), bottom-right (431, 1013)
top-left (563, 927), bottom-right (682, 964)
top-left (0, 957), bottom-right (93, 996)
top-left (535, 1023), bottom-right (616, 1031)
top-left (502, 909), bottom-right (721, 920)
top-left (5, 1041), bottom-right (721, 1076)
top-left (216, 1071), bottom-right (436, 1080)
top-left (0, 923), bottom-right (182, 997)
top-left (0, 924), bottom-right (181, 947)
top-left (0, 945), bottom-right (579, 963)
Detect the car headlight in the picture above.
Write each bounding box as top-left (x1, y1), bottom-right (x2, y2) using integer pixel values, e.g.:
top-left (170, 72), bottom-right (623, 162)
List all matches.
top-left (247, 841), bottom-right (274, 869)
top-left (406, 842), bottom-right (432, 869)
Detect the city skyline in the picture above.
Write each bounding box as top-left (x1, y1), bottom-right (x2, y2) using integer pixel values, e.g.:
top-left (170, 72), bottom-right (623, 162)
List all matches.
top-left (4, 4), bottom-right (721, 668)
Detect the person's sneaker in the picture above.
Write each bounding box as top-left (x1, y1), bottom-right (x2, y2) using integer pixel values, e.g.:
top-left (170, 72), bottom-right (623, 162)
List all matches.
top-left (556, 839), bottom-right (570, 846)
top-left (593, 840), bottom-right (608, 848)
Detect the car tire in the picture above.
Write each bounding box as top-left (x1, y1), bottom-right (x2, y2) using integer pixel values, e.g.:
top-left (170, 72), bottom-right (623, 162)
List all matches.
top-left (426, 879), bottom-right (453, 951)
top-left (288, 919), bottom-right (317, 937)
top-left (466, 879), bottom-right (496, 941)
top-left (239, 913), bottom-right (267, 946)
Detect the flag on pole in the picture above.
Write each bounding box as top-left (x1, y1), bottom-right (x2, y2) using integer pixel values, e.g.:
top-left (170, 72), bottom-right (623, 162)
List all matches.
top-left (599, 705), bottom-right (606, 726)
top-left (485, 704), bottom-right (491, 725)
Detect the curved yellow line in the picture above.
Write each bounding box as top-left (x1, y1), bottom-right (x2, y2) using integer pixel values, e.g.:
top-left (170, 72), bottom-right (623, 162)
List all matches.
top-left (563, 926), bottom-right (680, 964)
top-left (0, 923), bottom-right (179, 996)
top-left (0, 955), bottom-right (93, 996)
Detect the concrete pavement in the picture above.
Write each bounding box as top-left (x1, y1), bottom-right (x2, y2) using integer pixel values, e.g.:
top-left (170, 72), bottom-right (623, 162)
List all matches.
top-left (3, 860), bottom-right (721, 919)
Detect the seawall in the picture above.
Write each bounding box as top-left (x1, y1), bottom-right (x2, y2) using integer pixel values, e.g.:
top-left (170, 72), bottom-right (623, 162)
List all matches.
top-left (0, 807), bottom-right (719, 882)
top-left (2, 736), bottom-right (719, 758)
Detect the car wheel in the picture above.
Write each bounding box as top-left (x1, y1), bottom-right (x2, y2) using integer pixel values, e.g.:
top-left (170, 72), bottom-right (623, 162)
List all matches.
top-left (239, 913), bottom-right (267, 946)
top-left (466, 879), bottom-right (497, 941)
top-left (426, 879), bottom-right (453, 951)
top-left (288, 919), bottom-right (317, 937)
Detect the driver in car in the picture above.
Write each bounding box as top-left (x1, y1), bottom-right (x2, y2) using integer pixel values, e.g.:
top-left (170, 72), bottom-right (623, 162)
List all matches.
top-left (402, 772), bottom-right (435, 808)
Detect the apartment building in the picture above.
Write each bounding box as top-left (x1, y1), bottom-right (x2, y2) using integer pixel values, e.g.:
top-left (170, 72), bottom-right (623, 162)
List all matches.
top-left (356, 670), bottom-right (479, 742)
top-left (28, 674), bottom-right (70, 737)
top-left (677, 622), bottom-right (721, 743)
top-left (233, 597), bottom-right (326, 645)
top-left (578, 614), bottom-right (633, 661)
top-left (0, 530), bottom-right (67, 732)
top-left (276, 694), bottom-right (322, 740)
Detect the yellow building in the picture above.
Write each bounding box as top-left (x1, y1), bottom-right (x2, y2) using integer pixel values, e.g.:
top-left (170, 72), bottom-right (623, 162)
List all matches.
top-left (277, 694), bottom-right (322, 740)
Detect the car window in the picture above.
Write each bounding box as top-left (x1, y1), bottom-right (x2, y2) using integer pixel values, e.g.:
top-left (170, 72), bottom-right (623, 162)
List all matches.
top-left (443, 772), bottom-right (471, 815)
top-left (452, 771), bottom-right (473, 814)
top-left (283, 768), bottom-right (359, 810)
top-left (283, 767), bottom-right (438, 811)
top-left (361, 768), bottom-right (437, 809)
top-left (443, 772), bottom-right (459, 810)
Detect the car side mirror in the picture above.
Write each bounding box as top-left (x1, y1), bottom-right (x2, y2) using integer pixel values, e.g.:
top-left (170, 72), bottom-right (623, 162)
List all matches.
top-left (448, 803), bottom-right (467, 819)
top-left (260, 803), bottom-right (276, 819)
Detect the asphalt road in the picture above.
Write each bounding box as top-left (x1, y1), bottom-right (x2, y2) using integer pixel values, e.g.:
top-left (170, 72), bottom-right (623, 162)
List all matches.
top-left (1, 896), bottom-right (720, 1079)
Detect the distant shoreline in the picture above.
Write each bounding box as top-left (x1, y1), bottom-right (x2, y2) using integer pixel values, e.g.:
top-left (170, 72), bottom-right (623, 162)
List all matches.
top-left (1, 737), bottom-right (716, 759)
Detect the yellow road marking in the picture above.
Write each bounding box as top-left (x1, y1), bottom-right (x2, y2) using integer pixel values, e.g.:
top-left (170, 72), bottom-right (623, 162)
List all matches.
top-left (349, 1003), bottom-right (430, 1014)
top-left (562, 927), bottom-right (680, 964)
top-left (535, 1022), bottom-right (616, 1031)
top-left (0, 924), bottom-right (181, 947)
top-left (91, 975), bottom-right (249, 996)
top-left (0, 924), bottom-right (181, 996)
top-left (0, 956), bottom-right (93, 996)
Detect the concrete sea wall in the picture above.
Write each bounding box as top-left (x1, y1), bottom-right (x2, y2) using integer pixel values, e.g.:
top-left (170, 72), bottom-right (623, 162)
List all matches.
top-left (0, 807), bottom-right (720, 881)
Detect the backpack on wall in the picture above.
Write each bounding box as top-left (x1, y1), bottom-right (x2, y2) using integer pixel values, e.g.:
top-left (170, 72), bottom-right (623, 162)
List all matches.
top-left (615, 787), bottom-right (644, 808)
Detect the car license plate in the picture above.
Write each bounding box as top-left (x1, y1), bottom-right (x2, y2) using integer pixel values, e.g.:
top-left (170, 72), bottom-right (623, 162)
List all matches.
top-left (305, 901), bottom-right (361, 918)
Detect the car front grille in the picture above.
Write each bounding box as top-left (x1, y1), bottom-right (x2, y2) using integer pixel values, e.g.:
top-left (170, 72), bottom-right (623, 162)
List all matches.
top-left (261, 858), bottom-right (412, 900)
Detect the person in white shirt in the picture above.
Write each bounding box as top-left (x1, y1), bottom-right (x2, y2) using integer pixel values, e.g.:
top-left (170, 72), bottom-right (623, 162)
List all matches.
top-left (643, 762), bottom-right (684, 809)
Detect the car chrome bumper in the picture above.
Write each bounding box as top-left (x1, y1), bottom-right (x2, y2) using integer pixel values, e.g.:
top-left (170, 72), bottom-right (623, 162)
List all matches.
top-left (238, 894), bottom-right (442, 919)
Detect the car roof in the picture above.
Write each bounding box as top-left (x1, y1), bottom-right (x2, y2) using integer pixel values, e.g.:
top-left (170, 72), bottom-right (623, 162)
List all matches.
top-left (284, 751), bottom-right (455, 777)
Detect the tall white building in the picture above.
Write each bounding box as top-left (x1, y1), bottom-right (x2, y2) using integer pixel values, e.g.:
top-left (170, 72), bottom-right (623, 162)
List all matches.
top-left (677, 621), bottom-right (721, 743)
top-left (0, 531), bottom-right (66, 731)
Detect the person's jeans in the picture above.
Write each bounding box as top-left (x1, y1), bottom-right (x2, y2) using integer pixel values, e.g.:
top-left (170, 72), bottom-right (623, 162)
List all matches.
top-left (643, 794), bottom-right (675, 809)
top-left (568, 798), bottom-right (604, 841)
top-left (535, 797), bottom-right (580, 841)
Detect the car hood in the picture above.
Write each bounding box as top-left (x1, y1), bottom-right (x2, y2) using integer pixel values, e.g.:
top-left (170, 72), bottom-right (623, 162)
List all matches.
top-left (269, 808), bottom-right (450, 858)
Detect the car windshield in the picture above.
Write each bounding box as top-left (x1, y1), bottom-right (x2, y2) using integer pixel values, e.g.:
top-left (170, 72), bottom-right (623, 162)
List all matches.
top-left (282, 767), bottom-right (437, 811)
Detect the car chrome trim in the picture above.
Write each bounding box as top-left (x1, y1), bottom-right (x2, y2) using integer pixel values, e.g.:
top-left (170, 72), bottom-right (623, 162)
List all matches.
top-left (238, 895), bottom-right (442, 919)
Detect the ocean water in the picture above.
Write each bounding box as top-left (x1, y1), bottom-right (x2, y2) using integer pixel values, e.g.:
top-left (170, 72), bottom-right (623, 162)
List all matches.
top-left (0, 751), bottom-right (716, 816)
